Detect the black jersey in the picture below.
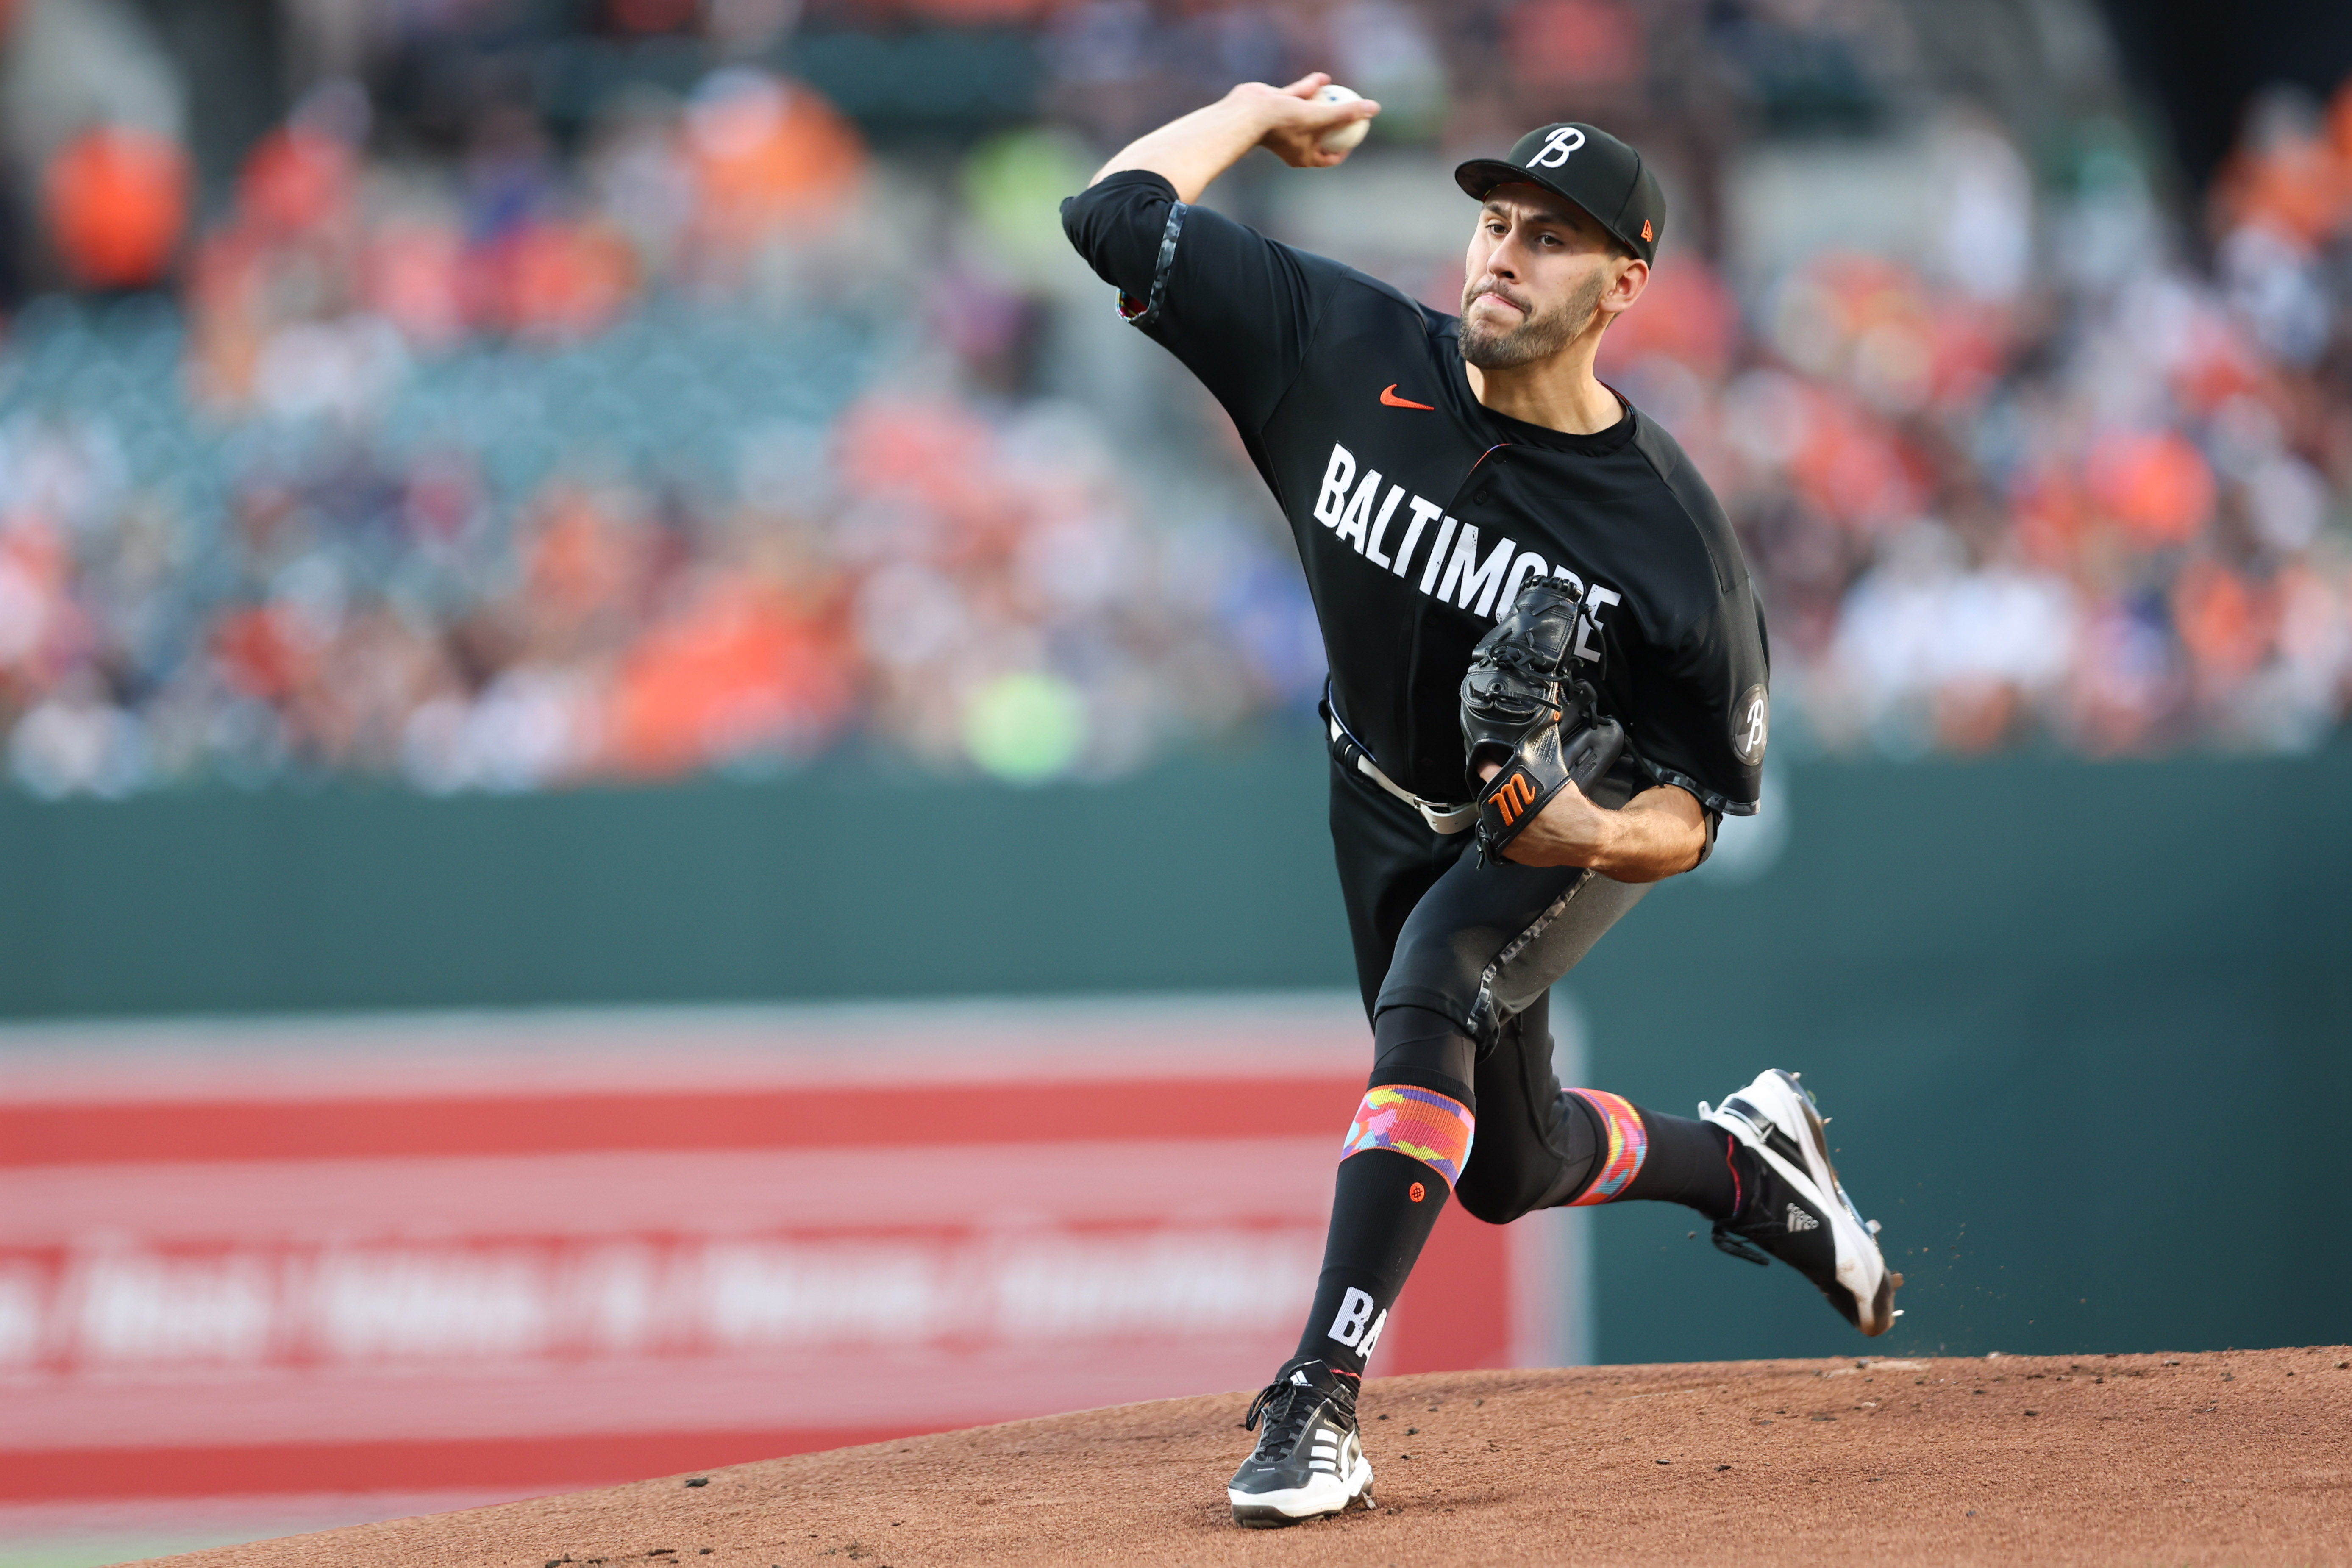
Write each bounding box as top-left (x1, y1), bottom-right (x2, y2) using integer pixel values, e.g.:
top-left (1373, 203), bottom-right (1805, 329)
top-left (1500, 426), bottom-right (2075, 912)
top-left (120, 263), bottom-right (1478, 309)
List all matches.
top-left (1062, 170), bottom-right (1769, 815)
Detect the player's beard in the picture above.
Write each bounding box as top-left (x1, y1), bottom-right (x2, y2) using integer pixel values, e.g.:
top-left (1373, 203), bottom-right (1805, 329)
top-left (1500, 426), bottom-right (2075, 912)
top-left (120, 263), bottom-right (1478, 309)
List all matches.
top-left (1458, 266), bottom-right (1607, 370)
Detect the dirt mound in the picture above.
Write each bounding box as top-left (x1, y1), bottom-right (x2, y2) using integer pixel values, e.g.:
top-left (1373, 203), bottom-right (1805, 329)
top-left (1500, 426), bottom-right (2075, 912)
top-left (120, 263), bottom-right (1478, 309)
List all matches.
top-left (143, 1348), bottom-right (2351, 1568)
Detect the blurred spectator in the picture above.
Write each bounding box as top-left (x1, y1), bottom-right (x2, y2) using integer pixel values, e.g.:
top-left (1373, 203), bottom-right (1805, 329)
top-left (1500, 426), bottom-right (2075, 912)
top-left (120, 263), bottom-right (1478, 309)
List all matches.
top-left (41, 126), bottom-right (189, 290)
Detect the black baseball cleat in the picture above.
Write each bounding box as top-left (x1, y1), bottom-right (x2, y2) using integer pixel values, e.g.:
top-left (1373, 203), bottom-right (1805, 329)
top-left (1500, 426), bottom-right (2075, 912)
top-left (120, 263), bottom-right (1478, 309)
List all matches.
top-left (1703, 1068), bottom-right (1903, 1336)
top-left (1226, 1356), bottom-right (1374, 1527)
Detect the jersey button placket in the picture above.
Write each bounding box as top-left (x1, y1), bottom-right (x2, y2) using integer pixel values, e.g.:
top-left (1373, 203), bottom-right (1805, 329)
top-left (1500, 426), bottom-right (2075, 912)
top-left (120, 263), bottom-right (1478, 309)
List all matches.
top-left (1461, 447), bottom-right (1504, 513)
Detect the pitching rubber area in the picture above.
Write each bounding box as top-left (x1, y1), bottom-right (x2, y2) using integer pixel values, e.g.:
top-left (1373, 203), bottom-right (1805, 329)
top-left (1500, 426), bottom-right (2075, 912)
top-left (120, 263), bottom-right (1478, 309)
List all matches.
top-left (134, 1348), bottom-right (2350, 1568)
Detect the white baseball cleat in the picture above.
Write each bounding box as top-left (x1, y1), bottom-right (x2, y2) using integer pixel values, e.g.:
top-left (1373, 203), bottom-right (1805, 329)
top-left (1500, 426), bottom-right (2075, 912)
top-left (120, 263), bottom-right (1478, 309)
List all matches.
top-left (1226, 1357), bottom-right (1375, 1527)
top-left (1702, 1068), bottom-right (1903, 1336)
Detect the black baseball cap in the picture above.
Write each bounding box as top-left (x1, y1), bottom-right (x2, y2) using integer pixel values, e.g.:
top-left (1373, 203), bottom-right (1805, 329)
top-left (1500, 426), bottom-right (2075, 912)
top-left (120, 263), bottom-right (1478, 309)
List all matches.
top-left (1454, 123), bottom-right (1665, 264)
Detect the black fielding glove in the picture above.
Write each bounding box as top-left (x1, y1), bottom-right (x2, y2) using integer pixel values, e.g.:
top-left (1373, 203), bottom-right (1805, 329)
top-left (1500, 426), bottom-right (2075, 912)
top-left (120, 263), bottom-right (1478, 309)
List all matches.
top-left (1460, 577), bottom-right (1626, 867)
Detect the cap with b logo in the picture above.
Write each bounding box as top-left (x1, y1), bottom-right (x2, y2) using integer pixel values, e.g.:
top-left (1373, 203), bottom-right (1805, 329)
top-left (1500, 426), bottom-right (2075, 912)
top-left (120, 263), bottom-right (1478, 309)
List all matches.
top-left (1454, 122), bottom-right (1664, 264)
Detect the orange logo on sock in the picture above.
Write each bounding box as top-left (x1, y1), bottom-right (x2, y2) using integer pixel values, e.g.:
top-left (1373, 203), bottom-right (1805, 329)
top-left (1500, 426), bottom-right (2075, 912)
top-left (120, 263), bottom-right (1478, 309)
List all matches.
top-left (1408, 1181), bottom-right (1426, 1203)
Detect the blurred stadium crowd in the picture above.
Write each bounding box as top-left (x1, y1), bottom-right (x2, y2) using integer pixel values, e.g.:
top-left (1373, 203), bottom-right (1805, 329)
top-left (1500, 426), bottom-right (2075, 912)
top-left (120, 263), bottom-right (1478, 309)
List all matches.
top-left (0, 0), bottom-right (2348, 795)
top-left (1604, 84), bottom-right (2352, 759)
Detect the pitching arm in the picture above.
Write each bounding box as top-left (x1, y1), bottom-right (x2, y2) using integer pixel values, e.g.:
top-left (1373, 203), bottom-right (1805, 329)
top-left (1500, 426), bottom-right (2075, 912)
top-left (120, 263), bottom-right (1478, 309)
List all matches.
top-left (1086, 73), bottom-right (1378, 202)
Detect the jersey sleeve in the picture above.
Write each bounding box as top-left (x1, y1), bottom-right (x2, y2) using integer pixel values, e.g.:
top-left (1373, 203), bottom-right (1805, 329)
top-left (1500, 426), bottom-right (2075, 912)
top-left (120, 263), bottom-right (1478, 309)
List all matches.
top-left (1060, 169), bottom-right (1345, 436)
top-left (1626, 576), bottom-right (1771, 817)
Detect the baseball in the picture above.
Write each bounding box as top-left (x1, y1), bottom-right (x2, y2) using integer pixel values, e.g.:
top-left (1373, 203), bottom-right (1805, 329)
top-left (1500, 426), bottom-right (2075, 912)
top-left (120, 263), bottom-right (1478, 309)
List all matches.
top-left (1315, 84), bottom-right (1370, 152)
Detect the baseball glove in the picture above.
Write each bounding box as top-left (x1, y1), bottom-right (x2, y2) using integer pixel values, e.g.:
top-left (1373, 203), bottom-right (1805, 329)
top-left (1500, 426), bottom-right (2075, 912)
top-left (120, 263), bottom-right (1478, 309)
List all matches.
top-left (1460, 577), bottom-right (1626, 866)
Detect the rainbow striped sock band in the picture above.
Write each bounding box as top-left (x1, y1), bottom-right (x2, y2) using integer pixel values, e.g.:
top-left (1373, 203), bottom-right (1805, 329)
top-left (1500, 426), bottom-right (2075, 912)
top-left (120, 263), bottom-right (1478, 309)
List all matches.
top-left (1566, 1088), bottom-right (1649, 1206)
top-left (1340, 1084), bottom-right (1475, 1188)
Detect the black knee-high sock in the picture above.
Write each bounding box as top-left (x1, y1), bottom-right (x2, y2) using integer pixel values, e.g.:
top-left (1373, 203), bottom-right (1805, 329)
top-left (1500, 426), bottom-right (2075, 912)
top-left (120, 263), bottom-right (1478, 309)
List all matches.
top-left (1560, 1090), bottom-right (1740, 1218)
top-left (1295, 1007), bottom-right (1476, 1377)
top-left (1296, 1147), bottom-right (1450, 1376)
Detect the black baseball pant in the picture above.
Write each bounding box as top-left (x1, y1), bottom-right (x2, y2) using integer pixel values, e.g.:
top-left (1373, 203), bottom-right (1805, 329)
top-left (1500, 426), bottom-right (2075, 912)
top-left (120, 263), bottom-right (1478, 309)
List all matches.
top-left (1286, 749), bottom-right (1742, 1379)
top-left (1329, 749), bottom-right (1648, 1223)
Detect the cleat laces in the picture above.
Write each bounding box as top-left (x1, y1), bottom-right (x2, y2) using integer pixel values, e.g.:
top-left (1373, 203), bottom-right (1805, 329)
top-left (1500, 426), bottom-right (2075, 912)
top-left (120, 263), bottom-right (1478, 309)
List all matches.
top-left (1710, 1222), bottom-right (1772, 1267)
top-left (1240, 1366), bottom-right (1347, 1460)
top-left (1241, 1377), bottom-right (1314, 1454)
top-left (1709, 1144), bottom-right (1774, 1266)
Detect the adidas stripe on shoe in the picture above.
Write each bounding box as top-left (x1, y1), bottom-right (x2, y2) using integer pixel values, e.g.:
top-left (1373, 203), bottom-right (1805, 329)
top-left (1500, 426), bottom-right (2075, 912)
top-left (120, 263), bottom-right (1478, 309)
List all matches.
top-left (1702, 1068), bottom-right (1903, 1336)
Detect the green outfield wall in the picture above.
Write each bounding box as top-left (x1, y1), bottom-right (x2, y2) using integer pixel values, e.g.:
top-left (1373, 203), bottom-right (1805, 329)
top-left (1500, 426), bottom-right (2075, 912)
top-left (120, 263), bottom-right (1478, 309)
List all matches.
top-left (3, 732), bottom-right (2346, 1365)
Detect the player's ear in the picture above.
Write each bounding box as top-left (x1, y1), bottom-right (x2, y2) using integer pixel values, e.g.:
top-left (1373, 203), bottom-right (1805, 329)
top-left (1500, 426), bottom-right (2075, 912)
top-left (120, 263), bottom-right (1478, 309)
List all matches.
top-left (1605, 256), bottom-right (1649, 315)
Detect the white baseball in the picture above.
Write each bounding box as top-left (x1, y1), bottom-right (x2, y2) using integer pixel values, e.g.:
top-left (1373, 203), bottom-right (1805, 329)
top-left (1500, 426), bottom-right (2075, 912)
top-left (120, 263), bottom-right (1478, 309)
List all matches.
top-left (1315, 84), bottom-right (1370, 153)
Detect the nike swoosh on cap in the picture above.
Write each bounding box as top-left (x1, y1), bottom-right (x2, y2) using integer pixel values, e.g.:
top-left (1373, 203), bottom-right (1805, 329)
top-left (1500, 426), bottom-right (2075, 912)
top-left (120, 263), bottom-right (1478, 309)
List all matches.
top-left (1379, 384), bottom-right (1435, 410)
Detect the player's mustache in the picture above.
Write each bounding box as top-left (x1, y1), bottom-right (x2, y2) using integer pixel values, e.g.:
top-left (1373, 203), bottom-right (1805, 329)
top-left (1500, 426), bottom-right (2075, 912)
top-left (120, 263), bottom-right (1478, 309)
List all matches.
top-left (1463, 277), bottom-right (1532, 316)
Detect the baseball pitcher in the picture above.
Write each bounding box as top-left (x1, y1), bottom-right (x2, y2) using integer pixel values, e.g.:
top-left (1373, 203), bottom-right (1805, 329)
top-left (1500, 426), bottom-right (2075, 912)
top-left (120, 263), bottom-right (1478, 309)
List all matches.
top-left (1061, 74), bottom-right (1900, 1528)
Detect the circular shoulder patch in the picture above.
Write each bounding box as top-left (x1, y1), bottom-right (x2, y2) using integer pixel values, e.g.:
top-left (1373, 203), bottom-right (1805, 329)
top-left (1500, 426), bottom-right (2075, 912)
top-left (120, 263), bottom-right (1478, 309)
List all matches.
top-left (1731, 684), bottom-right (1769, 766)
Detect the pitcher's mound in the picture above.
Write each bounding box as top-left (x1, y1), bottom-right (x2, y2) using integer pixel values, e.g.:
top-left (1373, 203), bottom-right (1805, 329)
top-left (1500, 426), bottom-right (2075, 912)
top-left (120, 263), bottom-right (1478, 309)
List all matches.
top-left (143, 1348), bottom-right (2350, 1568)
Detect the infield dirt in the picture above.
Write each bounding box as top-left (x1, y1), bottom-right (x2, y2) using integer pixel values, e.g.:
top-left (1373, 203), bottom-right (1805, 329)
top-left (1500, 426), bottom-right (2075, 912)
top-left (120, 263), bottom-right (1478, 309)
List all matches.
top-left (143, 1347), bottom-right (2351, 1568)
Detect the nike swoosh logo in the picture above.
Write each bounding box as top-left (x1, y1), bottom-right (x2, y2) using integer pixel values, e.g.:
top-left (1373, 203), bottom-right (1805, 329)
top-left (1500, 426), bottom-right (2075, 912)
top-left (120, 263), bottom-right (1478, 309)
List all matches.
top-left (1380, 384), bottom-right (1435, 410)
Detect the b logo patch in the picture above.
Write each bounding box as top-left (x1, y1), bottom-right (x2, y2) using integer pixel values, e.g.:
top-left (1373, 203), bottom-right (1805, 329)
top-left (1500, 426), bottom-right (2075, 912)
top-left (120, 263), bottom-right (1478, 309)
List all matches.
top-left (1732, 684), bottom-right (1769, 766)
top-left (1526, 126), bottom-right (1585, 169)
